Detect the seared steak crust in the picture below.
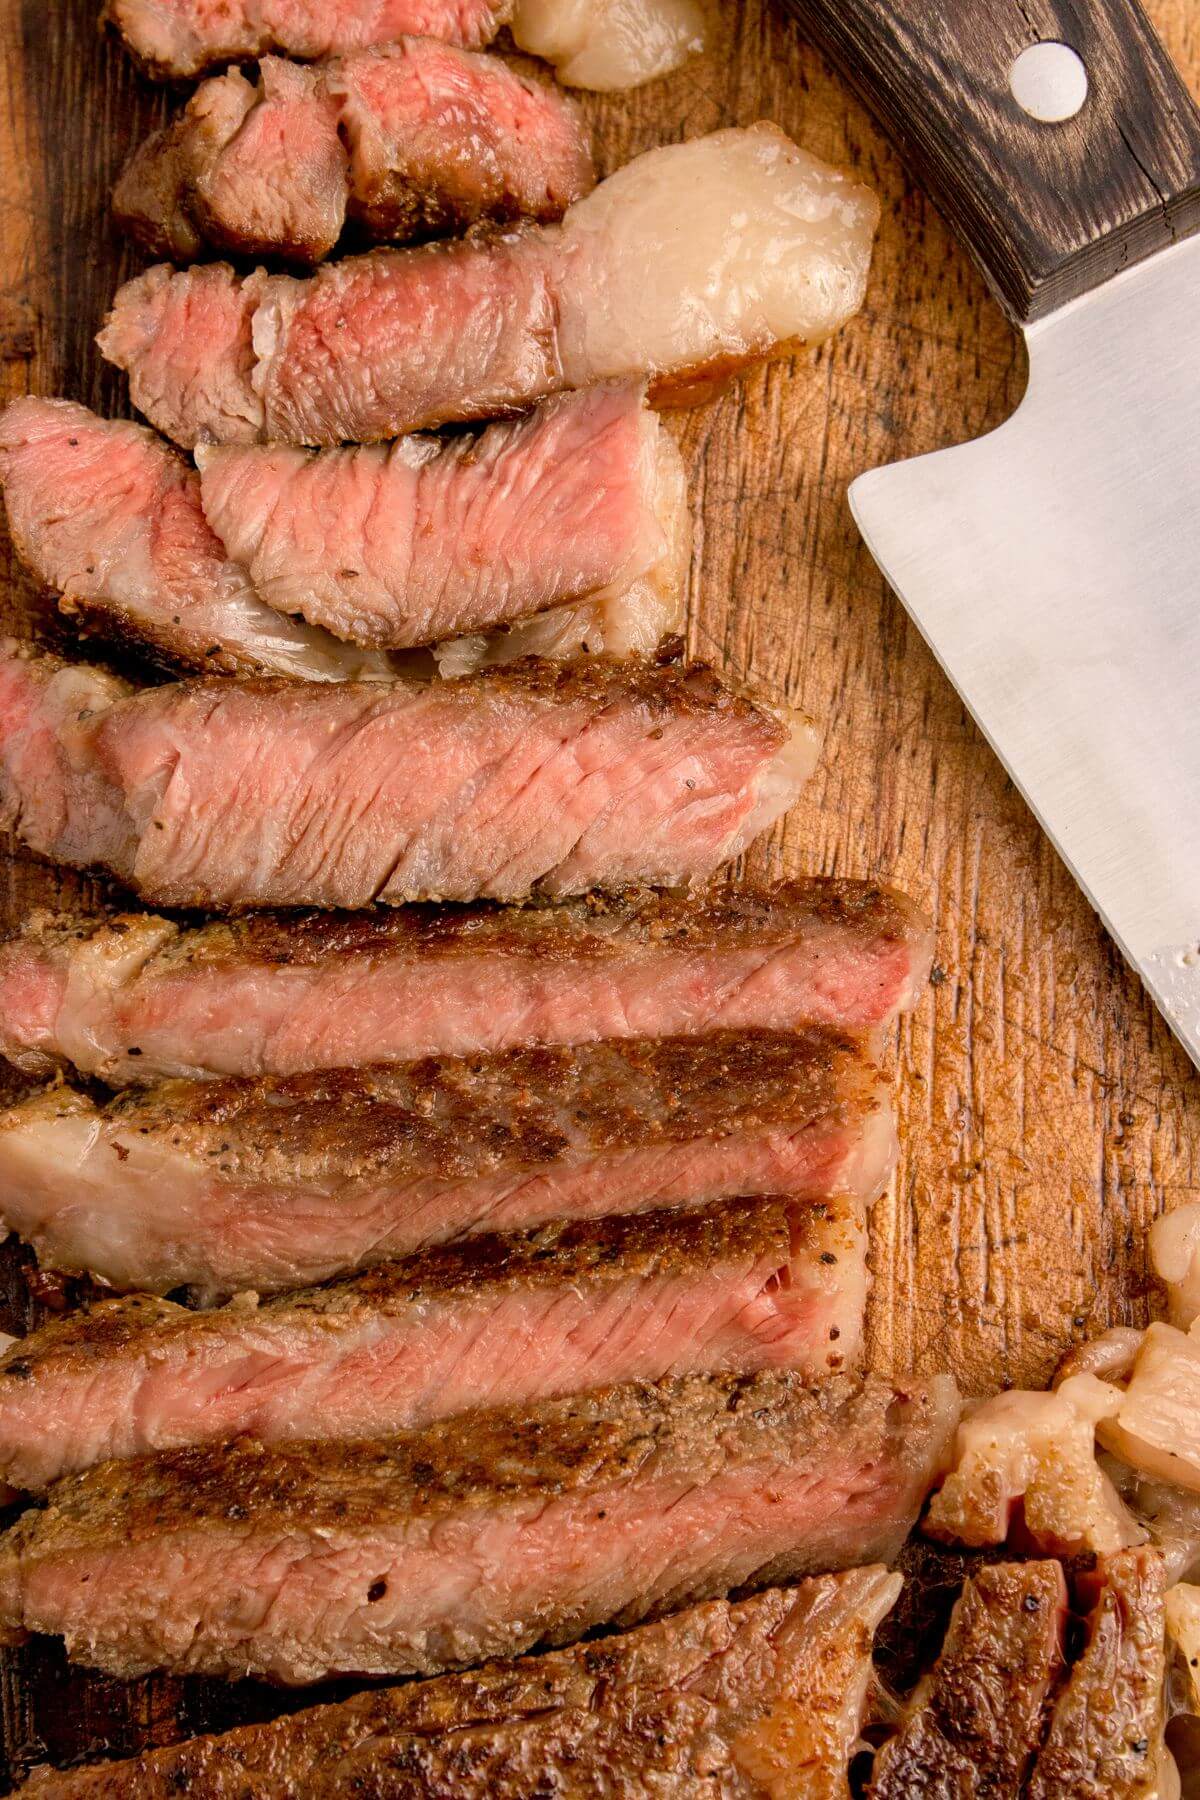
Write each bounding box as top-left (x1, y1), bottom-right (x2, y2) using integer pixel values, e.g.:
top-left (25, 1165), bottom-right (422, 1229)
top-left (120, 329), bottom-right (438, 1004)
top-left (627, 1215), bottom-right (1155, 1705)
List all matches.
top-left (1026, 1548), bottom-right (1166, 1799)
top-left (6, 875), bottom-right (928, 976)
top-left (0, 1195), bottom-right (869, 1490)
top-left (94, 1028), bottom-right (877, 1183)
top-left (0, 641), bottom-right (816, 908)
top-left (0, 1029), bottom-right (891, 1295)
top-left (12, 1573), bottom-right (902, 1797)
top-left (0, 1370), bottom-right (958, 1682)
top-left (0, 877), bottom-right (933, 1084)
top-left (197, 876), bottom-right (927, 965)
top-left (869, 1560), bottom-right (1066, 1797)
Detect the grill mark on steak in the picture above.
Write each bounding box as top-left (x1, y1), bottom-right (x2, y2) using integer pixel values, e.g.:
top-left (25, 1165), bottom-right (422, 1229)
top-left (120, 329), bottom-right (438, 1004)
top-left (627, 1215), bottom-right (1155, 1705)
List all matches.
top-left (10, 1572), bottom-right (901, 1797)
top-left (98, 126), bottom-right (879, 450)
top-left (0, 1028), bottom-right (893, 1296)
top-left (115, 44), bottom-right (594, 266)
top-left (0, 1369), bottom-right (959, 1683)
top-left (868, 1560), bottom-right (1066, 1797)
top-left (0, 1194), bottom-right (868, 1491)
top-left (105, 0), bottom-right (513, 81)
top-left (0, 641), bottom-right (816, 907)
top-left (0, 878), bottom-right (933, 1086)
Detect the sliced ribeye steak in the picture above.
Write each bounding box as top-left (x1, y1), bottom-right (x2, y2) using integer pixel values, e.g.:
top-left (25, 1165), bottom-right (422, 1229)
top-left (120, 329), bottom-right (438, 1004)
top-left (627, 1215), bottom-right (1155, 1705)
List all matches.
top-left (98, 126), bottom-right (879, 448)
top-left (115, 44), bottom-right (594, 264)
top-left (106, 0), bottom-right (511, 80)
top-left (0, 398), bottom-right (388, 680)
top-left (868, 1560), bottom-right (1066, 1797)
top-left (0, 879), bottom-right (932, 1085)
top-left (0, 1028), bottom-right (893, 1296)
top-left (0, 1194), bottom-right (867, 1491)
top-left (0, 641), bottom-right (816, 907)
top-left (0, 1369), bottom-right (958, 1682)
top-left (12, 1572), bottom-right (901, 1798)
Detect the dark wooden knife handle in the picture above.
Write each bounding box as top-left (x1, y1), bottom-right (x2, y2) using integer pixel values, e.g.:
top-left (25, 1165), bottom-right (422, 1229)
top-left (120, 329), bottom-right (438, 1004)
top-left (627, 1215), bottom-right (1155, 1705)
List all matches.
top-left (782, 0), bottom-right (1200, 322)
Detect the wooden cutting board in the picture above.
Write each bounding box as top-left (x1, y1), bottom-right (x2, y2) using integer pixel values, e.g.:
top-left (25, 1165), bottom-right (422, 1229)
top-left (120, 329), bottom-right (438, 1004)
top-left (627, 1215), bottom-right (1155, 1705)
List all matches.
top-left (0, 0), bottom-right (1197, 1781)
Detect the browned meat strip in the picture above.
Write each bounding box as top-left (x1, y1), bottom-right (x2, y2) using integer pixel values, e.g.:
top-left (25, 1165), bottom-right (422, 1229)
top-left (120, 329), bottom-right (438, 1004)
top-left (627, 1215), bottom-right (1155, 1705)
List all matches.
top-left (869, 1560), bottom-right (1066, 1796)
top-left (0, 1195), bottom-right (868, 1491)
top-left (0, 386), bottom-right (687, 672)
top-left (115, 46), bottom-right (594, 265)
top-left (11, 1572), bottom-right (901, 1798)
top-left (98, 126), bottom-right (879, 449)
top-left (0, 398), bottom-right (389, 679)
top-left (0, 1029), bottom-right (893, 1297)
top-left (0, 880), bottom-right (933, 1086)
top-left (1026, 1548), bottom-right (1167, 1799)
top-left (106, 0), bottom-right (512, 80)
top-left (0, 641), bottom-right (816, 907)
top-left (0, 1369), bottom-right (958, 1682)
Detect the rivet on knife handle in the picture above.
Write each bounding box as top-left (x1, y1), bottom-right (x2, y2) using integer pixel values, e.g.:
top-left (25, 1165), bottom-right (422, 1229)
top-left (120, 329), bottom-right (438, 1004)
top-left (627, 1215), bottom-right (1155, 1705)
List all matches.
top-left (780, 0), bottom-right (1200, 322)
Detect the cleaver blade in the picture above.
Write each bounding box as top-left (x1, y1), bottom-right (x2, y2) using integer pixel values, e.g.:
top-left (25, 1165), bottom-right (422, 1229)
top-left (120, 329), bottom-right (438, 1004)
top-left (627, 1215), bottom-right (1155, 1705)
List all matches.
top-left (784, 0), bottom-right (1200, 1066)
top-left (853, 233), bottom-right (1200, 1065)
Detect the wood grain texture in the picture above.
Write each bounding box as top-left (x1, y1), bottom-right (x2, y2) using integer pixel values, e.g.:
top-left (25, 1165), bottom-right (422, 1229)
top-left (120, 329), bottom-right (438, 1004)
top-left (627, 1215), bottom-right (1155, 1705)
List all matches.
top-left (784, 0), bottom-right (1200, 320)
top-left (0, 0), bottom-right (1198, 1782)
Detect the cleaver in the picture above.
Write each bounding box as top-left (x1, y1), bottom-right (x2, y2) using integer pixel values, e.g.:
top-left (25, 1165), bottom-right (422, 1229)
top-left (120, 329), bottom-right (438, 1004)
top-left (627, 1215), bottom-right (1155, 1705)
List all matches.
top-left (784, 0), bottom-right (1200, 1067)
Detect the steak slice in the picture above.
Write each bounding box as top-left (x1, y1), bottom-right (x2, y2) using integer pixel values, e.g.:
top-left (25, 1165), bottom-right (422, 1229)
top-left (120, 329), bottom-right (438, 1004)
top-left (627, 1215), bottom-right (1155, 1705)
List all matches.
top-left (0, 1029), bottom-right (893, 1296)
top-left (106, 0), bottom-right (512, 81)
top-left (1025, 1548), bottom-right (1167, 1799)
top-left (99, 125), bottom-right (879, 448)
top-left (11, 1572), bottom-right (901, 1797)
top-left (0, 1194), bottom-right (868, 1491)
top-left (195, 381), bottom-right (687, 653)
top-left (0, 1369), bottom-right (958, 1683)
top-left (0, 388), bottom-right (684, 674)
top-left (0, 398), bottom-right (389, 680)
top-left (0, 642), bottom-right (816, 907)
top-left (868, 1560), bottom-right (1066, 1796)
top-left (0, 880), bottom-right (933, 1086)
top-left (114, 45), bottom-right (594, 265)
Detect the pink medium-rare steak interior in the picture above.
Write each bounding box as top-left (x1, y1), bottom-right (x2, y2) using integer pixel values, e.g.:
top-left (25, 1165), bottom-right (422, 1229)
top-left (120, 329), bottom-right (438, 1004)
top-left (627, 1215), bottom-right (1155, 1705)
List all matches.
top-left (101, 262), bottom-right (266, 450)
top-left (99, 126), bottom-right (880, 448)
top-left (0, 398), bottom-right (388, 680)
top-left (10, 1573), bottom-right (903, 1798)
top-left (0, 1195), bottom-right (867, 1491)
top-left (0, 880), bottom-right (933, 1085)
top-left (195, 381), bottom-right (685, 648)
top-left (115, 44), bottom-right (594, 265)
top-left (0, 390), bottom-right (683, 674)
top-left (0, 1029), bottom-right (894, 1295)
top-left (334, 39), bottom-right (593, 236)
top-left (0, 1371), bottom-right (959, 1682)
top-left (117, 57), bottom-right (348, 266)
top-left (105, 0), bottom-right (512, 80)
top-left (0, 643), bottom-right (817, 906)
